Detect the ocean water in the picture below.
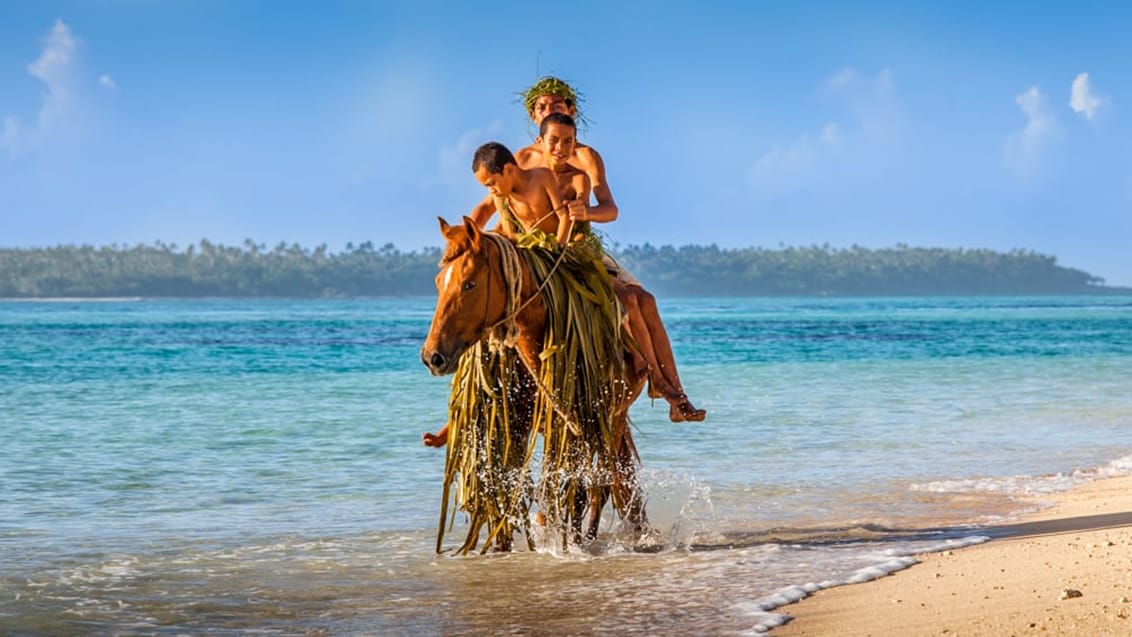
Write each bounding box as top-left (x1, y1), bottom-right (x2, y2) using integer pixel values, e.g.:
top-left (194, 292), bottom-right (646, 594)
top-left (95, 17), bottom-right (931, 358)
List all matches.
top-left (2, 295), bottom-right (1132, 635)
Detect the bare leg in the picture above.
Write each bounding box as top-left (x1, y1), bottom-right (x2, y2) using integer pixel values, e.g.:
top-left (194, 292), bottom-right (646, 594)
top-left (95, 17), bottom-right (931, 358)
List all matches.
top-left (422, 423), bottom-right (449, 447)
top-left (611, 284), bottom-right (652, 380)
top-left (618, 284), bottom-right (706, 422)
top-left (613, 281), bottom-right (679, 399)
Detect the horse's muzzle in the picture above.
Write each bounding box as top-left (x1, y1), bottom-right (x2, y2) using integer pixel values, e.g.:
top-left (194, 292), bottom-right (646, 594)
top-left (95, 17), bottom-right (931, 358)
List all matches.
top-left (421, 347), bottom-right (460, 376)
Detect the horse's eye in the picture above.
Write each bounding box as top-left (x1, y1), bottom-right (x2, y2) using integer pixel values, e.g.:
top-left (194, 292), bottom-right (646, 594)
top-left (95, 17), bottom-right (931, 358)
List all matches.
top-left (462, 280), bottom-right (477, 292)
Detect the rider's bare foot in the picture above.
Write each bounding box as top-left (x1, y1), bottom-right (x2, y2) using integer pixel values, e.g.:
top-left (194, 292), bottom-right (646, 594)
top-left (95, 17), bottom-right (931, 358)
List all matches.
top-left (668, 394), bottom-right (706, 423)
top-left (422, 425), bottom-right (449, 447)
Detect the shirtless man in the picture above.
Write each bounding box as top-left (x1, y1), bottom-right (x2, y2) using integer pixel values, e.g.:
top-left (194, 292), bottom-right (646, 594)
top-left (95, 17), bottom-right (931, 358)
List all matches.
top-left (536, 114), bottom-right (593, 222)
top-left (514, 79), bottom-right (705, 423)
top-left (536, 113), bottom-right (653, 377)
top-left (420, 141), bottom-right (569, 448)
top-left (470, 141), bottom-right (570, 246)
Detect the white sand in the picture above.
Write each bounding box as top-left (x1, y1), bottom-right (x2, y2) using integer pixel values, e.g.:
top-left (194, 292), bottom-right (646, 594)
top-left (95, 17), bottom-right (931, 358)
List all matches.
top-left (772, 475), bottom-right (1132, 636)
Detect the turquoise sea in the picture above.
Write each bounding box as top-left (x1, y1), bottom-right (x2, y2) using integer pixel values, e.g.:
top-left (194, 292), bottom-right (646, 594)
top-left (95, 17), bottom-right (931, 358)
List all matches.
top-left (3, 295), bottom-right (1132, 635)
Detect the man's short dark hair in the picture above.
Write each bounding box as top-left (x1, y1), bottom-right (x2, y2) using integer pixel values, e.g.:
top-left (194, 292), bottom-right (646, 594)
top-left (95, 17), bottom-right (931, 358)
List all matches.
top-left (472, 142), bottom-right (516, 174)
top-left (539, 112), bottom-right (577, 137)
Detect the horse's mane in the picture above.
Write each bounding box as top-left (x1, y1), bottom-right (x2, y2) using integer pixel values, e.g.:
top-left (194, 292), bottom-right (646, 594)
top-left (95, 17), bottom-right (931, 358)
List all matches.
top-left (438, 225), bottom-right (512, 267)
top-left (438, 240), bottom-right (467, 267)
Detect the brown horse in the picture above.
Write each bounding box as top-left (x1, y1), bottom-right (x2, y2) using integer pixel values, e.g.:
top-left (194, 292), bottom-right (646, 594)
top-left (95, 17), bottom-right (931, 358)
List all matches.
top-left (421, 216), bottom-right (648, 545)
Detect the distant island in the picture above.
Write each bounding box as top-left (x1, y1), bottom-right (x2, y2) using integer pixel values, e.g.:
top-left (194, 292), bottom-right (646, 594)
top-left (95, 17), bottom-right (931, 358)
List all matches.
top-left (1, 240), bottom-right (1126, 298)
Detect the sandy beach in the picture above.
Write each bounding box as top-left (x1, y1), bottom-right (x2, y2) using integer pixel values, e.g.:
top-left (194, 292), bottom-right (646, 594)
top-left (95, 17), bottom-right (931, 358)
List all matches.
top-left (772, 474), bottom-right (1132, 636)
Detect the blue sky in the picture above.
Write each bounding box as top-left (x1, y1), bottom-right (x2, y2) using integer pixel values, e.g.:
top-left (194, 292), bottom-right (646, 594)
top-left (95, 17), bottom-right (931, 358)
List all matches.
top-left (2, 1), bottom-right (1131, 285)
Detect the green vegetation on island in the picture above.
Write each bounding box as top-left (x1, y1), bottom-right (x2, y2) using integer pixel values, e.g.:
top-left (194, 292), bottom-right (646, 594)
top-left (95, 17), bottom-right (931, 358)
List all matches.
top-left (0, 239), bottom-right (1120, 298)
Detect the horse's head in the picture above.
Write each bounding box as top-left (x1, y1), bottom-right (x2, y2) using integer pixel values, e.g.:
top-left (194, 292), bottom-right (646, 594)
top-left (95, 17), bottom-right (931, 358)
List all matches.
top-left (421, 216), bottom-right (508, 376)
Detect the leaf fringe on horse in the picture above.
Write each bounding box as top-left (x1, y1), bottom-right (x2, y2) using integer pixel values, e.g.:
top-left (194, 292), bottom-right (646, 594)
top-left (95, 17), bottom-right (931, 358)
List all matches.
top-left (438, 343), bottom-right (535, 555)
top-left (437, 231), bottom-right (637, 554)
top-left (521, 239), bottom-right (631, 547)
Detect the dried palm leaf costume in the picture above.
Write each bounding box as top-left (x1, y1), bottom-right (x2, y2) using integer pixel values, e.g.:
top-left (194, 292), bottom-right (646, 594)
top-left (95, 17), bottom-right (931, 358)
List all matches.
top-left (437, 199), bottom-right (635, 554)
top-left (436, 341), bottom-right (535, 554)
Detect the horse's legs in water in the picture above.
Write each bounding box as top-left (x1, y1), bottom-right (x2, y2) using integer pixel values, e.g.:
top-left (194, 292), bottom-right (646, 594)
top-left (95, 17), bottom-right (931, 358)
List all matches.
top-left (612, 428), bottom-right (647, 533)
top-left (570, 485), bottom-right (588, 545)
top-left (494, 533), bottom-right (513, 552)
top-left (506, 358), bottom-right (537, 550)
top-left (583, 485), bottom-right (609, 542)
top-left (569, 482), bottom-right (610, 544)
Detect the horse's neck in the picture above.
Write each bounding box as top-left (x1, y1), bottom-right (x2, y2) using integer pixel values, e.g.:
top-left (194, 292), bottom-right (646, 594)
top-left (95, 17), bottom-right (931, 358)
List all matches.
top-left (512, 254), bottom-right (546, 341)
top-left (506, 247), bottom-right (548, 371)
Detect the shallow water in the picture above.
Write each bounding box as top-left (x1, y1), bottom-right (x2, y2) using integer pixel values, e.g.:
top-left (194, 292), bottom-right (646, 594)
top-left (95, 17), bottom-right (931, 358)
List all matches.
top-left (2, 296), bottom-right (1131, 635)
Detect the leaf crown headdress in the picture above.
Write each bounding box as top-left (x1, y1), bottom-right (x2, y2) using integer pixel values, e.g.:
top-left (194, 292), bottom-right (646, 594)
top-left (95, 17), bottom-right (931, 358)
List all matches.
top-left (519, 76), bottom-right (588, 129)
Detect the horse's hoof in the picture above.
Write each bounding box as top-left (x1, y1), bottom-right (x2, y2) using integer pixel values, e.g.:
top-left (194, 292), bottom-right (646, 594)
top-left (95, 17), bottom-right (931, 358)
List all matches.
top-left (632, 527), bottom-right (667, 553)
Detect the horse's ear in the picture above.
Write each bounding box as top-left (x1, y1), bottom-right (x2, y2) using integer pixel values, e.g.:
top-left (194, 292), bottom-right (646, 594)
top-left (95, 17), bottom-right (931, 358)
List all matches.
top-left (462, 216), bottom-right (482, 250)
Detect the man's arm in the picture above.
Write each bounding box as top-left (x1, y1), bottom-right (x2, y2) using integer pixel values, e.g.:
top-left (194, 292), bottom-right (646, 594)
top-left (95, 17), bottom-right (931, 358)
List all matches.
top-left (576, 146), bottom-right (618, 223)
top-left (562, 172), bottom-right (593, 230)
top-left (539, 173), bottom-right (571, 247)
top-left (468, 193), bottom-right (496, 228)
top-left (514, 145), bottom-right (541, 170)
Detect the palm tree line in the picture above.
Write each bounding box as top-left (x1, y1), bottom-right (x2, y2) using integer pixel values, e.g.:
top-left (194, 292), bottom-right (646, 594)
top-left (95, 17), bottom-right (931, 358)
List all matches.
top-left (0, 239), bottom-right (1113, 298)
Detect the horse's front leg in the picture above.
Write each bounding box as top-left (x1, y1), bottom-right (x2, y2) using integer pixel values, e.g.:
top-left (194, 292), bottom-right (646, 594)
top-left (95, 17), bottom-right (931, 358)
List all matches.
top-left (514, 335), bottom-right (542, 380)
top-left (612, 419), bottom-right (648, 534)
top-left (570, 486), bottom-right (587, 545)
top-left (584, 485), bottom-right (609, 542)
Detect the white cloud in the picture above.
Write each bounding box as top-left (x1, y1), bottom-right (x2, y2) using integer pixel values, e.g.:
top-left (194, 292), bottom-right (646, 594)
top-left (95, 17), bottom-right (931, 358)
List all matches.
top-left (99, 74), bottom-right (117, 91)
top-left (826, 67), bottom-right (856, 89)
top-left (29, 20), bottom-right (79, 84)
top-left (1017, 86), bottom-right (1052, 143)
top-left (423, 121), bottom-right (505, 189)
top-left (825, 67), bottom-right (893, 92)
top-left (823, 67), bottom-right (901, 142)
top-left (820, 122), bottom-right (841, 145)
top-left (1069, 72), bottom-right (1102, 121)
top-left (1005, 86), bottom-right (1056, 176)
top-left (750, 69), bottom-right (901, 198)
top-left (750, 123), bottom-right (842, 197)
top-left (749, 135), bottom-right (820, 197)
top-left (3, 19), bottom-right (82, 156)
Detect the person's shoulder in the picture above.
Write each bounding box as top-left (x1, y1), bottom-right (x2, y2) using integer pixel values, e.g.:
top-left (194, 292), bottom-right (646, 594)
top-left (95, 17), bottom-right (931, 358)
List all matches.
top-left (515, 144), bottom-right (541, 169)
top-left (574, 144), bottom-right (604, 167)
top-left (575, 142), bottom-right (601, 156)
top-left (527, 165), bottom-right (555, 181)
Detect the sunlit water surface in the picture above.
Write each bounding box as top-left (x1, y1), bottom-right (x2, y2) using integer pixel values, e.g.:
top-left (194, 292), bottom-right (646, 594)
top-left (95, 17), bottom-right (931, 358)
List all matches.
top-left (3, 296), bottom-right (1131, 635)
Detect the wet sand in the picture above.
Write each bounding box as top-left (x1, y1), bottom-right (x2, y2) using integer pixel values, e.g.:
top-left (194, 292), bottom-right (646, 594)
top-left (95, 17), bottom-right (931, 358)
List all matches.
top-left (772, 474), bottom-right (1132, 636)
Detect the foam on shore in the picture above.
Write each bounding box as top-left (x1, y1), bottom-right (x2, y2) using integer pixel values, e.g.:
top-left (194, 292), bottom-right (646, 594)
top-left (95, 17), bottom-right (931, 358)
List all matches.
top-left (736, 535), bottom-right (989, 634)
